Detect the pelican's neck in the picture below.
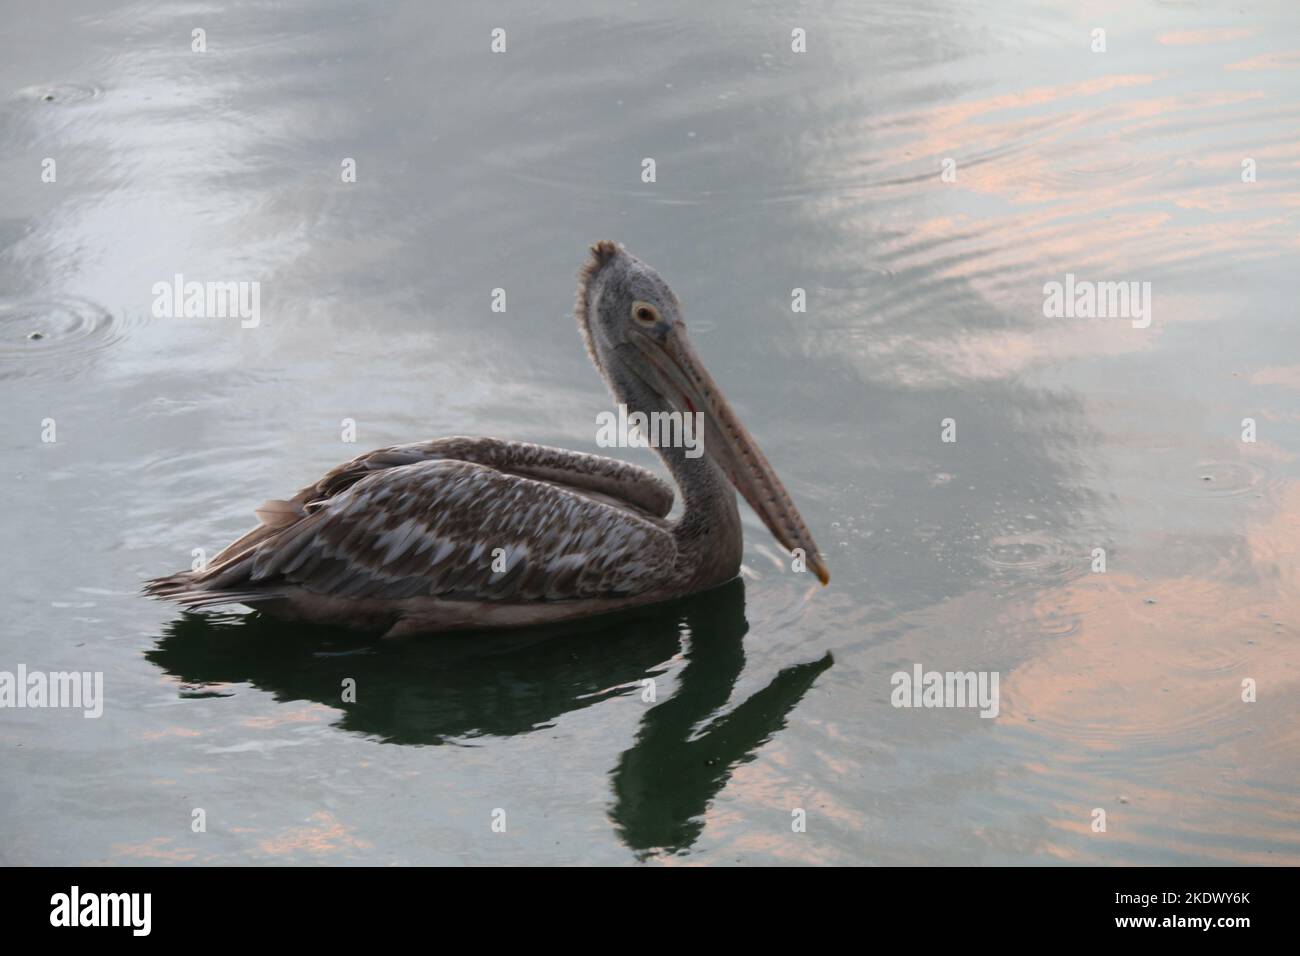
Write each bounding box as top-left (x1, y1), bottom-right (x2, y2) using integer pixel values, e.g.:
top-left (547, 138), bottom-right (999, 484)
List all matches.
top-left (606, 353), bottom-right (742, 588)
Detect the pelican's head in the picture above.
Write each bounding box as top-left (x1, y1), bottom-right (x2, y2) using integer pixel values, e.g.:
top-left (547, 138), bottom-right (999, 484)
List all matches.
top-left (576, 240), bottom-right (830, 585)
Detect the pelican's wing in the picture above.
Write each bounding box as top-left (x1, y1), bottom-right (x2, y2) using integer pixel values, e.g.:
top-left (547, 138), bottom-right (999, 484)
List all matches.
top-left (183, 458), bottom-right (675, 604)
top-left (208, 437), bottom-right (675, 567)
top-left (310, 437), bottom-right (674, 515)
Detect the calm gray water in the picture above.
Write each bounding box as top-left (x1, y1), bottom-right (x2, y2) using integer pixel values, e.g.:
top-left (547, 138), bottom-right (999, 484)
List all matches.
top-left (2, 0), bottom-right (1298, 865)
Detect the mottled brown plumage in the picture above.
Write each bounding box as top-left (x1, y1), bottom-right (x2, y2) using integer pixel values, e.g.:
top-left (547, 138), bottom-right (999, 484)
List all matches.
top-left (145, 243), bottom-right (828, 636)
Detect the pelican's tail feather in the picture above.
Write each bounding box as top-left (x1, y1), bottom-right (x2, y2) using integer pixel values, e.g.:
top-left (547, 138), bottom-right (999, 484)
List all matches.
top-left (142, 571), bottom-right (275, 610)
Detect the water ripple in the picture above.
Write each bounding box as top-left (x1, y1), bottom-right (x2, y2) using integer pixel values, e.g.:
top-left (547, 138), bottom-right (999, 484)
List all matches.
top-left (978, 531), bottom-right (1079, 586)
top-left (0, 296), bottom-right (132, 381)
top-left (11, 82), bottom-right (105, 106)
top-left (1182, 459), bottom-right (1273, 500)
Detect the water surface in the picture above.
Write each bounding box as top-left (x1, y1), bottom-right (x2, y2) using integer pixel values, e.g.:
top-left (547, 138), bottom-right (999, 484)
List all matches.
top-left (2, 0), bottom-right (1298, 864)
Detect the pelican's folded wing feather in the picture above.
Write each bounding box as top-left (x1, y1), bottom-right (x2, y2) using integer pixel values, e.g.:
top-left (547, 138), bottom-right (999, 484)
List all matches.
top-left (308, 437), bottom-right (674, 516)
top-left (205, 458), bottom-right (675, 603)
top-left (207, 437), bottom-right (674, 568)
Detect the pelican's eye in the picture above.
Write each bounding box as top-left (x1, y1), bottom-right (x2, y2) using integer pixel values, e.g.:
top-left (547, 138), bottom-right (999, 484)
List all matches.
top-left (632, 301), bottom-right (660, 326)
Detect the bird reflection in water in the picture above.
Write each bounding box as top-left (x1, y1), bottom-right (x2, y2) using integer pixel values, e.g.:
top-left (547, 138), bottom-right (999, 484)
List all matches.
top-left (147, 578), bottom-right (831, 857)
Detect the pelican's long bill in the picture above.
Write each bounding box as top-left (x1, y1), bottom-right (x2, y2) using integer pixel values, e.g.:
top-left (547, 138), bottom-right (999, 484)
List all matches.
top-left (634, 326), bottom-right (831, 585)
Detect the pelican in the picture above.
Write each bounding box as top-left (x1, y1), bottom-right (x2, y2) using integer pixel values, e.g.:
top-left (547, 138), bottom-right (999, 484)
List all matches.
top-left (145, 241), bottom-right (829, 637)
